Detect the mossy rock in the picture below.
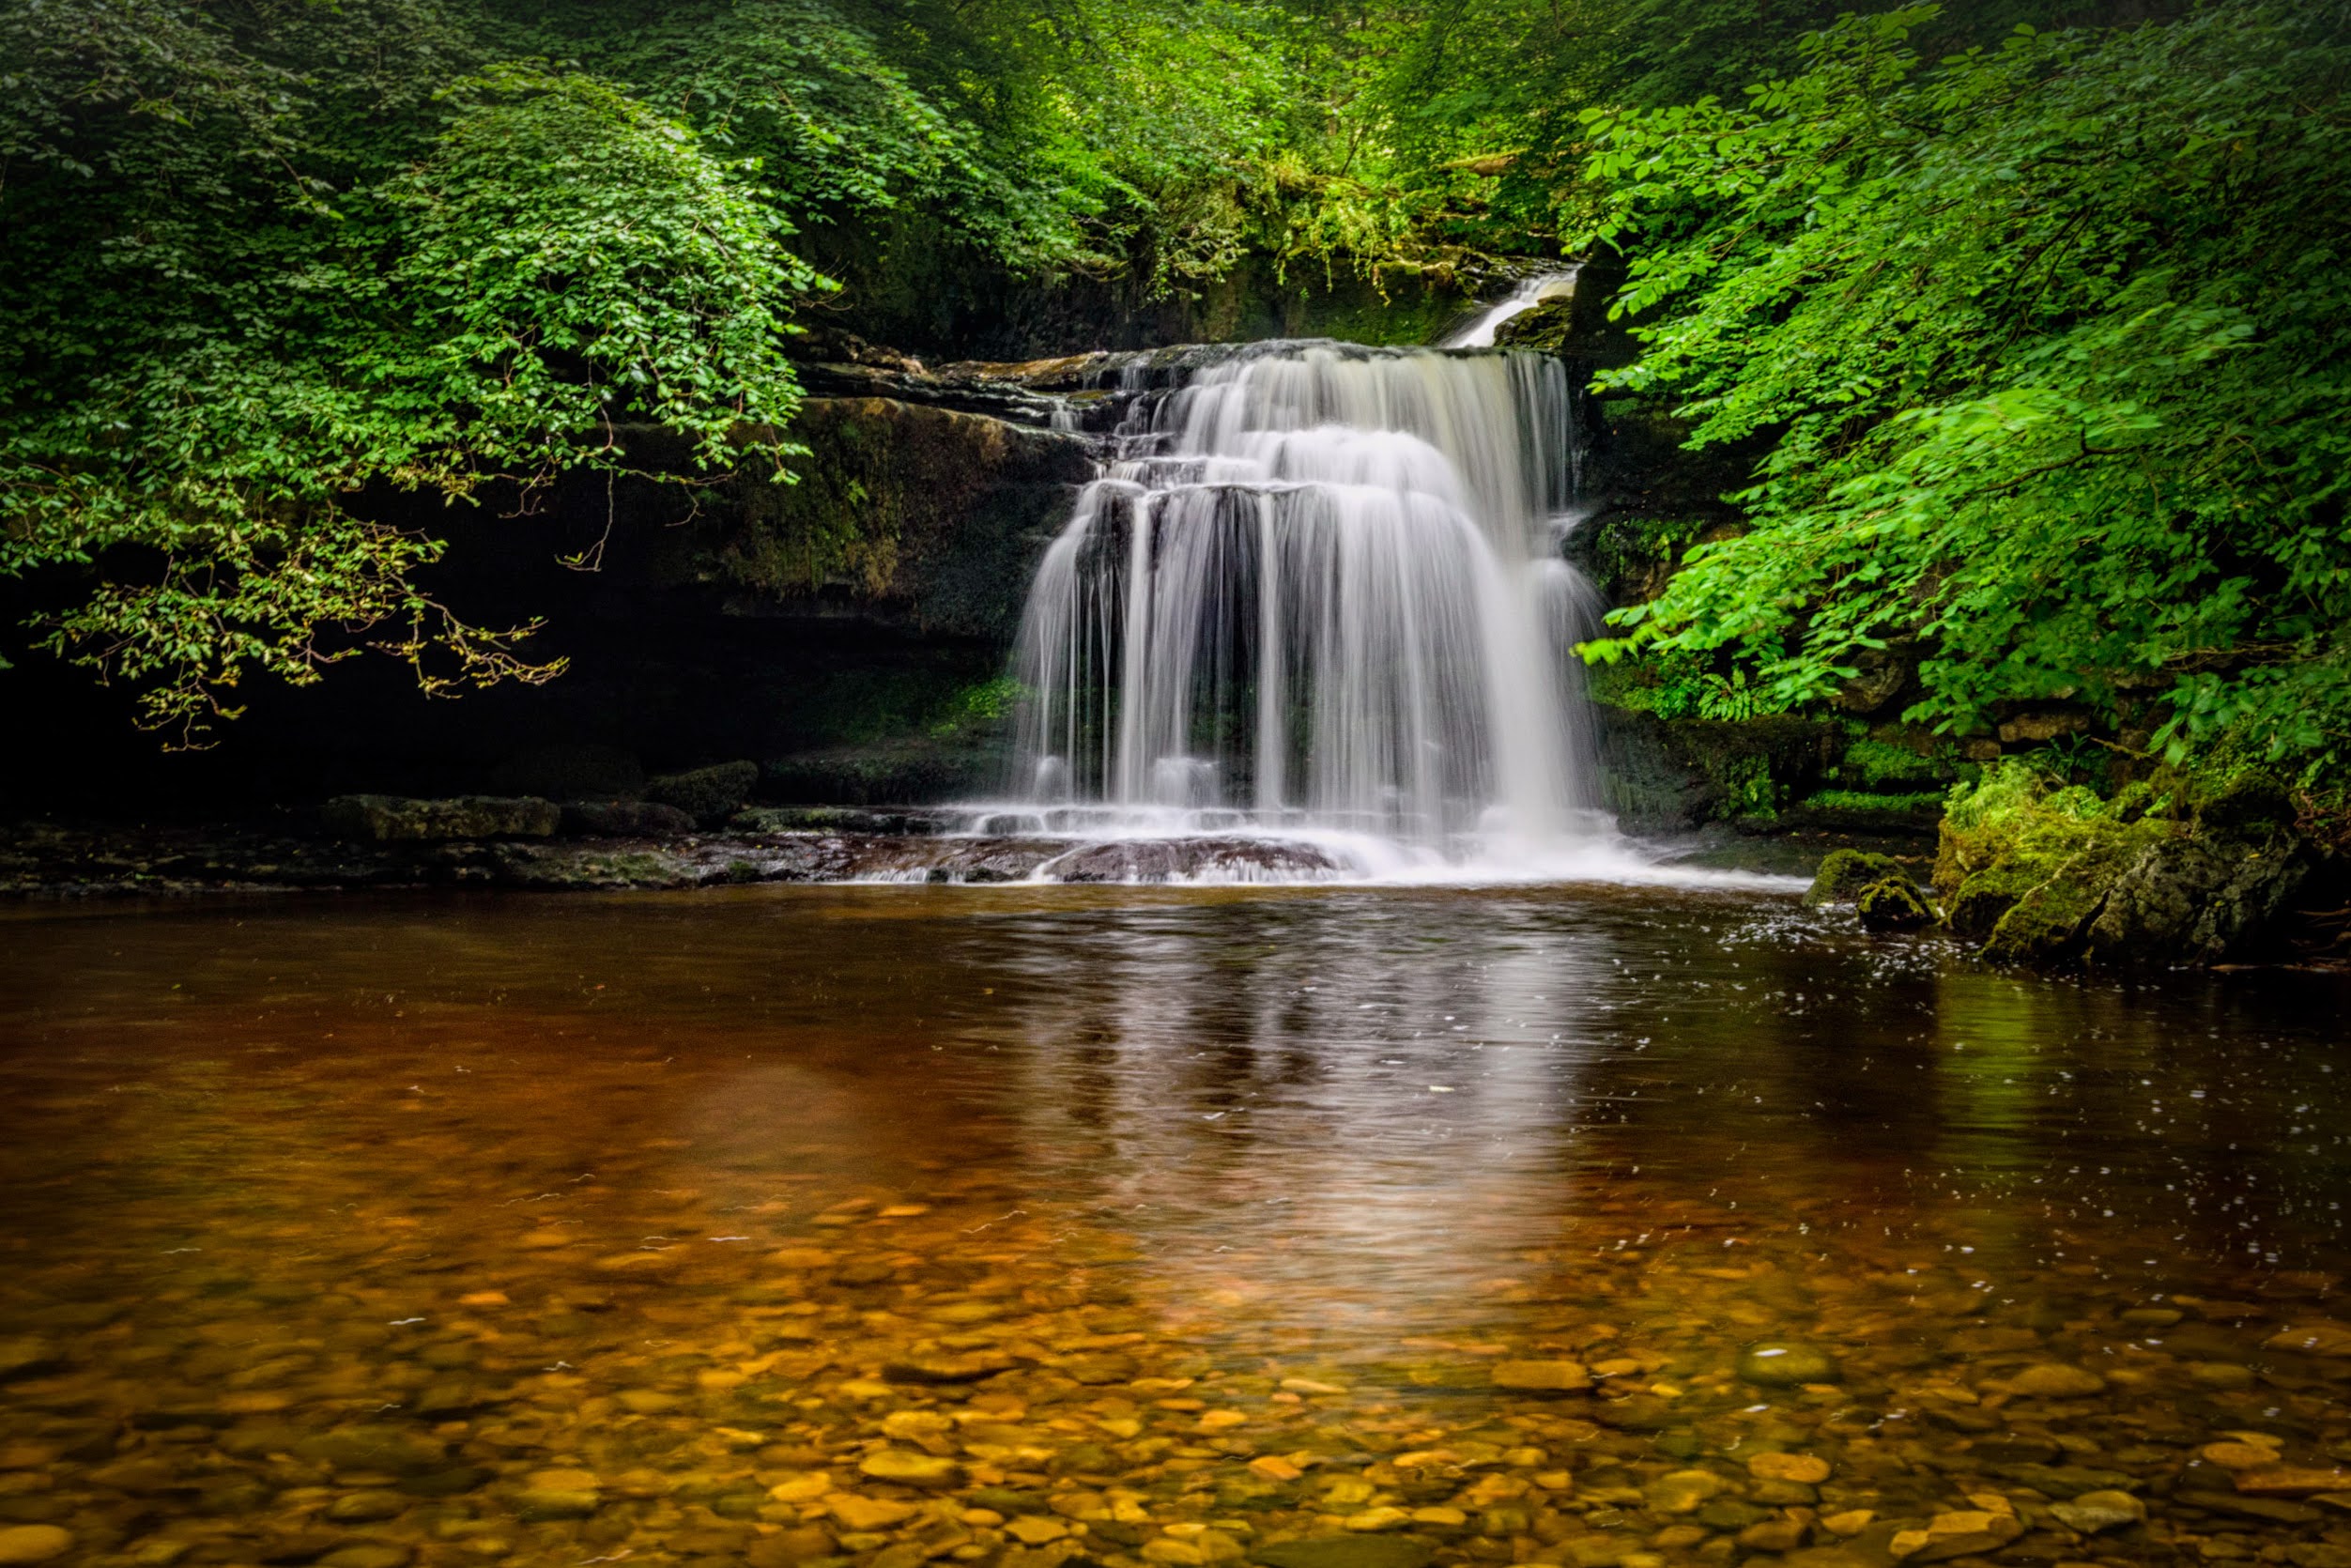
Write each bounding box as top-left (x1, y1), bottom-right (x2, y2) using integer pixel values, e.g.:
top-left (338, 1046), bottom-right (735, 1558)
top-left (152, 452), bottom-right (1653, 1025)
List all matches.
top-left (322, 795), bottom-right (560, 843)
top-left (646, 761), bottom-right (759, 825)
top-left (1805, 849), bottom-right (1901, 906)
top-left (1944, 863), bottom-right (2046, 941)
top-left (2193, 773), bottom-right (2296, 835)
top-left (1836, 736), bottom-right (1951, 792)
top-left (1857, 877), bottom-right (1933, 931)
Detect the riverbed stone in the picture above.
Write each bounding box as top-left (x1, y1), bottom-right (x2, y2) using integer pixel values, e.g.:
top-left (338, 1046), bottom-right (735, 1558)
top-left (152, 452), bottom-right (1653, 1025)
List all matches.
top-left (0, 1527), bottom-right (72, 1566)
top-left (859, 1450), bottom-right (962, 1487)
top-left (1492, 1360), bottom-right (1590, 1392)
top-left (1738, 1342), bottom-right (1840, 1386)
top-left (2049, 1490), bottom-right (2145, 1533)
top-left (326, 1492), bottom-right (410, 1524)
top-left (1747, 1453), bottom-right (1832, 1484)
top-left (1645, 1470), bottom-right (1726, 1514)
top-left (294, 1425), bottom-right (450, 1476)
top-left (2003, 1363), bottom-right (2107, 1398)
top-left (0, 1341), bottom-right (60, 1383)
top-left (1252, 1537), bottom-right (1433, 1568)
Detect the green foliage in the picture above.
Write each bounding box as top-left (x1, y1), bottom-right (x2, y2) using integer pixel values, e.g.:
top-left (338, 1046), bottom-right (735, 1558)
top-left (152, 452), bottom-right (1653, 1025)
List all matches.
top-left (1803, 789), bottom-right (1945, 815)
top-left (1570, 5), bottom-right (2351, 775)
top-left (1836, 738), bottom-right (1947, 792)
top-left (1, 3), bottom-right (819, 739)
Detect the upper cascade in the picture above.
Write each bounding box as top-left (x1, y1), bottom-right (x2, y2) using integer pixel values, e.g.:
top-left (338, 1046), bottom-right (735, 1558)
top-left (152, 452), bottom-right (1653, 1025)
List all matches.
top-left (988, 341), bottom-right (1610, 866)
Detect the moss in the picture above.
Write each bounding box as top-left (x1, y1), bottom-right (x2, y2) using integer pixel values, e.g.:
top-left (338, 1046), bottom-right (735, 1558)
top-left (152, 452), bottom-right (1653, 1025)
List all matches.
top-left (1944, 863), bottom-right (2047, 941)
top-left (1803, 789), bottom-right (1945, 815)
top-left (1857, 877), bottom-right (1934, 930)
top-left (1806, 849), bottom-right (1902, 906)
top-left (1835, 737), bottom-right (1951, 792)
top-left (1580, 517), bottom-right (1708, 607)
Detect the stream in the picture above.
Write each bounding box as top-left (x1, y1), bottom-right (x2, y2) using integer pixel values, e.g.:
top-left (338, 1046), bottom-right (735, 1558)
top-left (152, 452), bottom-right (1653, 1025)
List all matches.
top-left (3, 885), bottom-right (2347, 1568)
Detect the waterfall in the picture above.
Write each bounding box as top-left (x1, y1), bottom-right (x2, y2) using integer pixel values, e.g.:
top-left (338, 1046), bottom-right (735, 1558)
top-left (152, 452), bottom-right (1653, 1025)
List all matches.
top-left (1444, 269), bottom-right (1581, 349)
top-left (993, 341), bottom-right (1611, 867)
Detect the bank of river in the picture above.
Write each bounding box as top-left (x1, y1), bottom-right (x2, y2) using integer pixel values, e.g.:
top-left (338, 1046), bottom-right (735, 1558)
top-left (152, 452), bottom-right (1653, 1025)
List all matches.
top-left (1, 885), bottom-right (2346, 1568)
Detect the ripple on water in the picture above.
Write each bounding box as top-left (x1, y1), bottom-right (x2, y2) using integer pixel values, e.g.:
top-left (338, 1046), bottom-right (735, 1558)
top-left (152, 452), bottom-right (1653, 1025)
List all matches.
top-left (0, 885), bottom-right (2345, 1568)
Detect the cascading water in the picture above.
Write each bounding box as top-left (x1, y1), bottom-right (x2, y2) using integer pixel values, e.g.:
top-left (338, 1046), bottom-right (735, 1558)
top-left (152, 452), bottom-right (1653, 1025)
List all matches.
top-left (1443, 269), bottom-right (1581, 348)
top-left (977, 340), bottom-right (1615, 874)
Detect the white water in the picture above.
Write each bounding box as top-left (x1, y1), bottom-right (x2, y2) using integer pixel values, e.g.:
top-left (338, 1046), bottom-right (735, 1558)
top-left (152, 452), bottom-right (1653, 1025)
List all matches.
top-left (1443, 269), bottom-right (1581, 348)
top-left (932, 337), bottom-right (1761, 884)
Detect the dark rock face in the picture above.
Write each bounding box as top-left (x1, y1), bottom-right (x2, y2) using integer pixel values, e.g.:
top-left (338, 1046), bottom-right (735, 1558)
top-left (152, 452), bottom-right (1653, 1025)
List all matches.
top-left (1036, 838), bottom-right (1343, 884)
top-left (644, 761), bottom-right (759, 826)
top-left (559, 800), bottom-right (696, 838)
top-left (1595, 710), bottom-right (1847, 834)
top-left (322, 795), bottom-right (561, 843)
top-left (708, 398), bottom-right (1096, 641)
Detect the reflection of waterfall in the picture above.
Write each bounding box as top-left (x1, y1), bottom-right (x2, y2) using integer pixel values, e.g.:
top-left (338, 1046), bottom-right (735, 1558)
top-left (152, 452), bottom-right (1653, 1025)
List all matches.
top-left (1444, 269), bottom-right (1581, 348)
top-left (1001, 343), bottom-right (1607, 858)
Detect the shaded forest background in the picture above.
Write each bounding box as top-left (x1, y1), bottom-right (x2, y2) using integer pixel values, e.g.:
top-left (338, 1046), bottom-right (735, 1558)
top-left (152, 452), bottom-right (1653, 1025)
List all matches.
top-left (4, 0), bottom-right (2345, 801)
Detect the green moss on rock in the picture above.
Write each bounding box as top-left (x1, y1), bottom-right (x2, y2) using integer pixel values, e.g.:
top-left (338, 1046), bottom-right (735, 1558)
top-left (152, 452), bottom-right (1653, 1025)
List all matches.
top-left (1806, 849), bottom-right (1902, 906)
top-left (1936, 761), bottom-right (2320, 968)
top-left (1858, 877), bottom-right (1934, 930)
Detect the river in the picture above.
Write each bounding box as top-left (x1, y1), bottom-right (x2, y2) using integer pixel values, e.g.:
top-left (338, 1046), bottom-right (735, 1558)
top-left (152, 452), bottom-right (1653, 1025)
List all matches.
top-left (2, 885), bottom-right (2346, 1568)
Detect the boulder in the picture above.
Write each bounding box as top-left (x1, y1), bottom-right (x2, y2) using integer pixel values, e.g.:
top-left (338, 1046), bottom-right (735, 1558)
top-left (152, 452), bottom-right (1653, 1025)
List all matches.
top-left (322, 795), bottom-right (560, 843)
top-left (1806, 849), bottom-right (1902, 906)
top-left (645, 761), bottom-right (759, 825)
top-left (1857, 877), bottom-right (1933, 930)
top-left (1038, 838), bottom-right (1344, 884)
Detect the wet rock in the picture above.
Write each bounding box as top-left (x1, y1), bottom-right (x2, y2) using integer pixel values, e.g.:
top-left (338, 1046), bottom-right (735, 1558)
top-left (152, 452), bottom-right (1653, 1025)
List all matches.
top-left (733, 807), bottom-right (948, 836)
top-left (1252, 1537), bottom-right (1434, 1568)
top-left (2048, 1490), bottom-right (2145, 1533)
top-left (1889, 1509), bottom-right (2022, 1563)
top-left (1747, 1453), bottom-right (1832, 1484)
top-left (514, 1468), bottom-right (600, 1519)
top-left (0, 1341), bottom-right (61, 1383)
top-left (559, 800), bottom-right (696, 838)
top-left (0, 1527), bottom-right (73, 1566)
top-left (830, 1496), bottom-right (919, 1531)
top-left (1039, 838), bottom-right (1343, 884)
top-left (317, 1548), bottom-right (409, 1568)
top-left (1739, 1517), bottom-right (1810, 1553)
top-left (2266, 1323), bottom-right (2351, 1356)
top-left (322, 795), bottom-right (560, 843)
top-left (326, 1492), bottom-right (410, 1524)
top-left (646, 761), bottom-right (759, 826)
top-left (1737, 1342), bottom-right (1840, 1386)
top-left (2177, 1491), bottom-right (2325, 1524)
top-left (1645, 1470), bottom-right (1726, 1514)
top-left (2001, 1363), bottom-right (2106, 1398)
top-left (2236, 1466), bottom-right (2351, 1496)
top-left (746, 1526), bottom-right (838, 1567)
top-left (1491, 1360), bottom-right (1590, 1392)
top-left (1857, 877), bottom-right (1933, 931)
top-left (858, 1451), bottom-right (962, 1487)
top-left (293, 1426), bottom-right (450, 1476)
top-left (883, 1350), bottom-right (1015, 1383)
top-left (1805, 851), bottom-right (1903, 906)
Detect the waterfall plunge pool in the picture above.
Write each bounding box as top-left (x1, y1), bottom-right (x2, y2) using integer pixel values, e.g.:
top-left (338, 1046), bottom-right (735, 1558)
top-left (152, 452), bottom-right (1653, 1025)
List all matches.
top-left (2, 884), bottom-right (2347, 1568)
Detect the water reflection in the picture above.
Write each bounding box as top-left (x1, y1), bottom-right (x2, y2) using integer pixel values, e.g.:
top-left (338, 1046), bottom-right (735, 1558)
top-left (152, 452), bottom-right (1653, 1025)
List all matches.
top-left (1, 886), bottom-right (2347, 1568)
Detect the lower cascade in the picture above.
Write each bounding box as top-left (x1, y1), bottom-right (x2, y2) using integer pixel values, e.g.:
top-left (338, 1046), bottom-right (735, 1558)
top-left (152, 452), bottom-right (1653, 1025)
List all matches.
top-left (965, 341), bottom-right (1615, 875)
